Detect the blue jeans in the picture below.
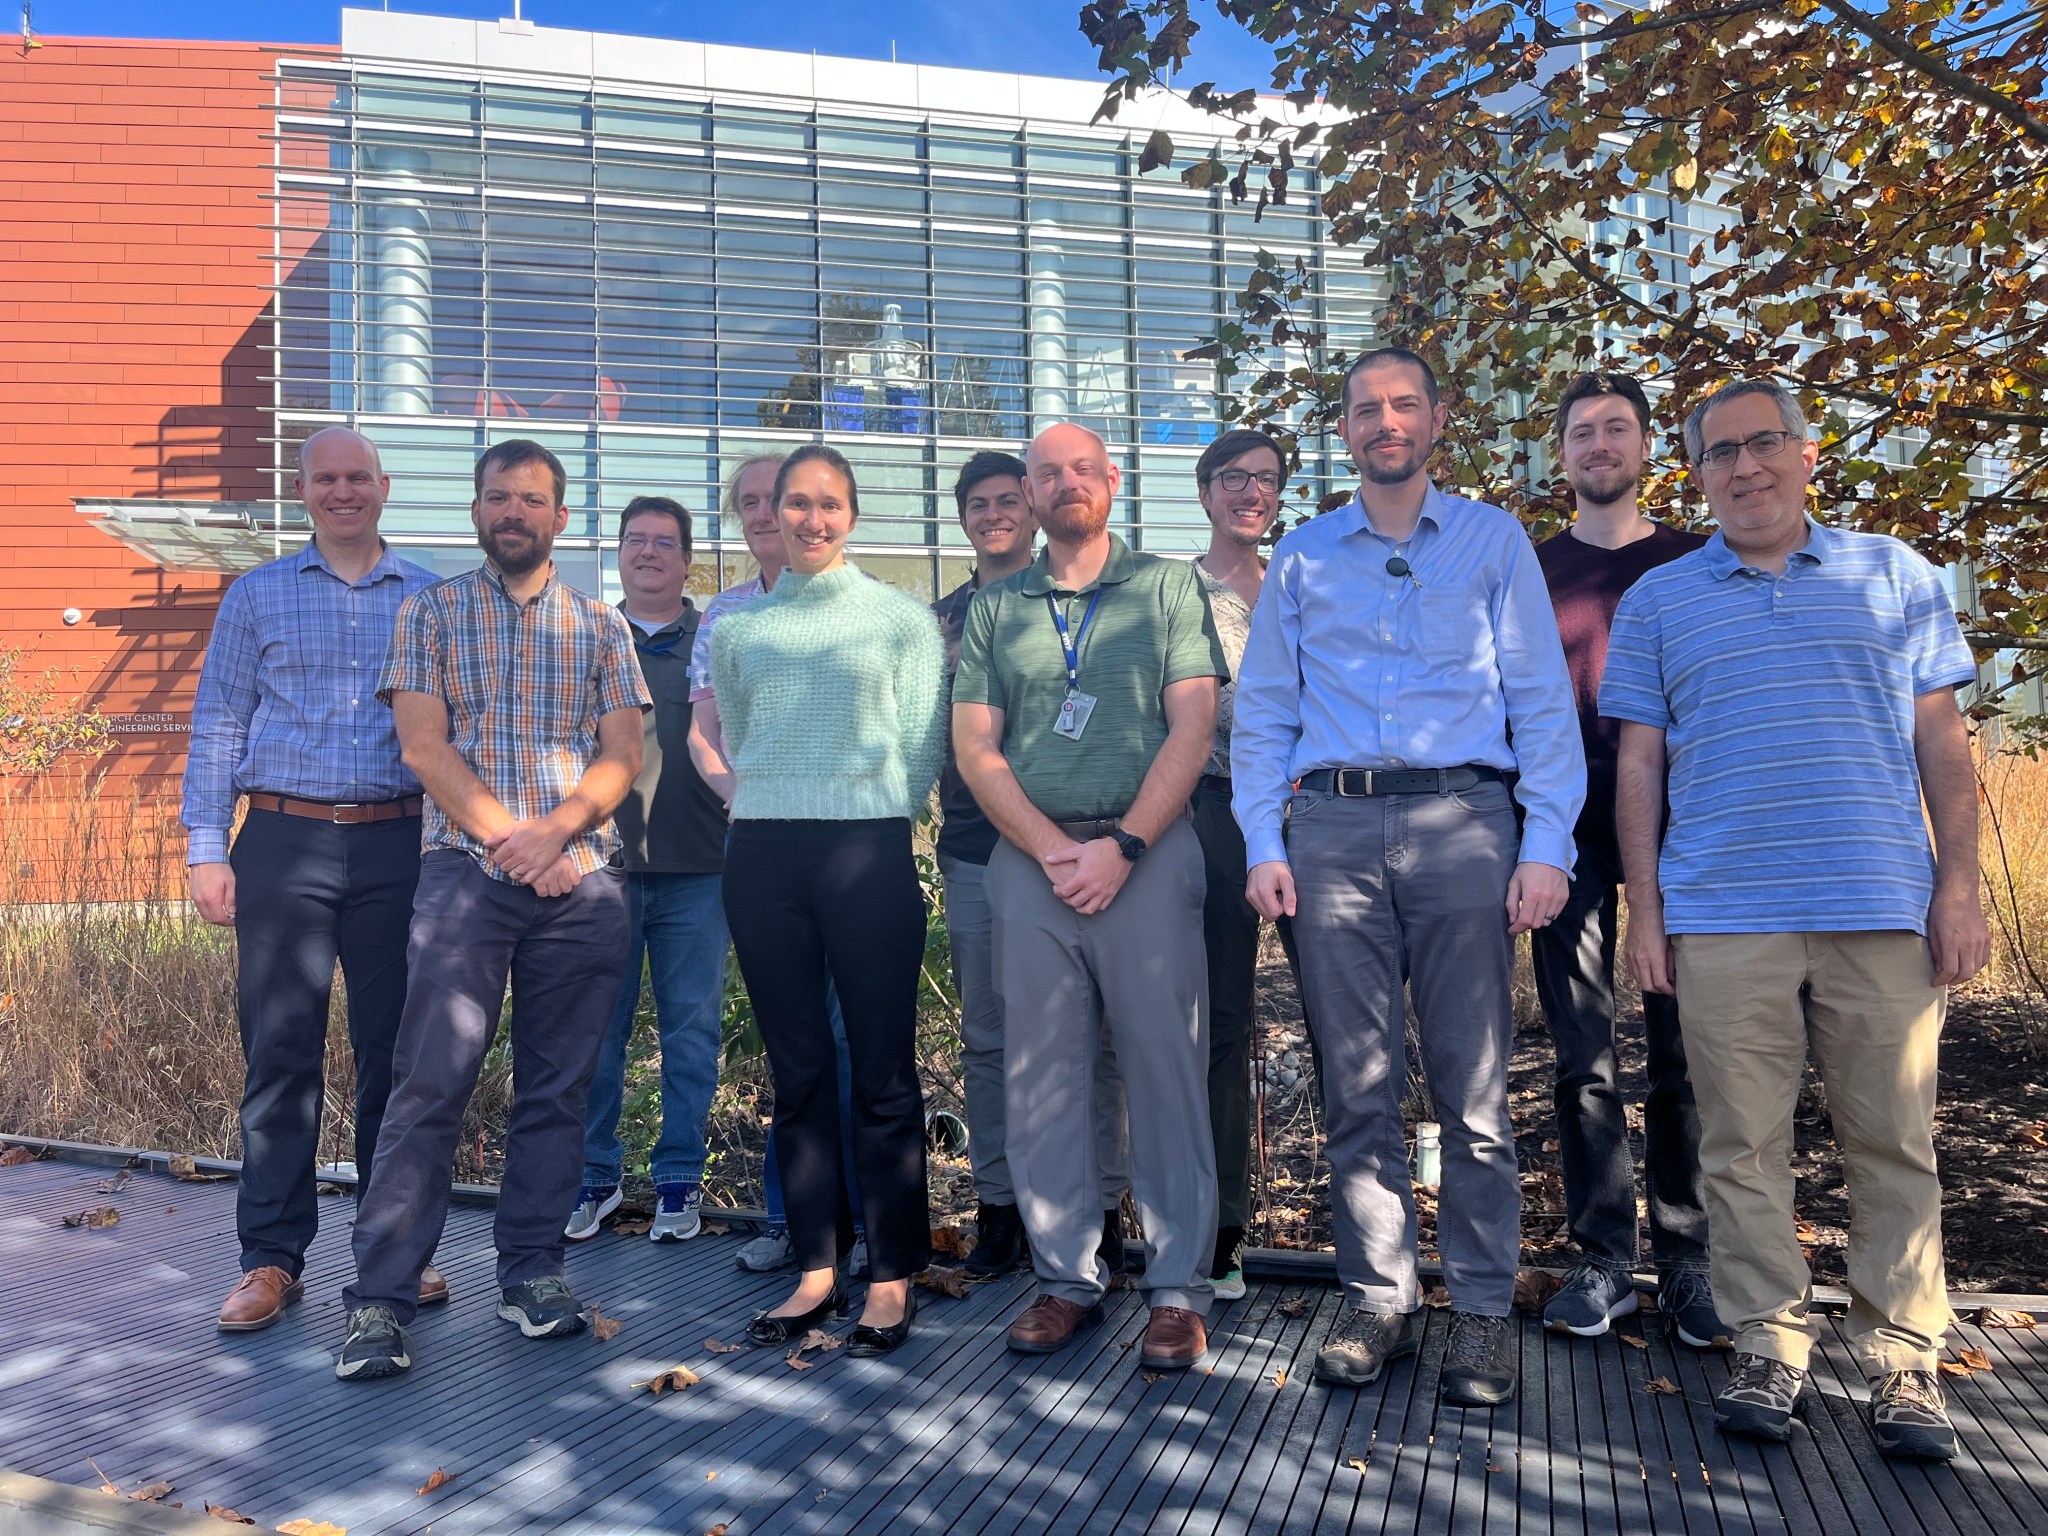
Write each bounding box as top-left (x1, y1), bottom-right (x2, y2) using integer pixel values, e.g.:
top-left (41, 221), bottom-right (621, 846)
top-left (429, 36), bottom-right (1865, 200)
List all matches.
top-left (761, 981), bottom-right (864, 1232)
top-left (581, 871), bottom-right (730, 1189)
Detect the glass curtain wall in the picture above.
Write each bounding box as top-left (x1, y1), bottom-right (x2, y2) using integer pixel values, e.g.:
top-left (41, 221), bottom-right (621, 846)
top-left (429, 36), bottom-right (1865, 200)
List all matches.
top-left (274, 60), bottom-right (1384, 599)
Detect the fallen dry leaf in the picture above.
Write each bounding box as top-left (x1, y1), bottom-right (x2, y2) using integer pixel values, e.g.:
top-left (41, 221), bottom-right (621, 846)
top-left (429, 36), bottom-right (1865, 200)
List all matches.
top-left (708, 1525), bottom-right (729, 1535)
top-left (416, 1468), bottom-right (454, 1496)
top-left (1981, 1308), bottom-right (2038, 1330)
top-left (1513, 1269), bottom-right (1562, 1311)
top-left (2010, 1123), bottom-right (2047, 1149)
top-left (167, 1154), bottom-right (232, 1183)
top-left (97, 1169), bottom-right (133, 1194)
top-left (703, 1339), bottom-right (744, 1354)
top-left (785, 1352), bottom-right (815, 1371)
top-left (204, 1504), bottom-right (255, 1524)
top-left (1939, 1359), bottom-right (1974, 1377)
top-left (1346, 1457), bottom-right (1368, 1474)
top-left (796, 1328), bottom-right (843, 1354)
top-left (1794, 1220), bottom-right (1821, 1244)
top-left (129, 1482), bottom-right (175, 1502)
top-left (700, 1222), bottom-right (730, 1237)
top-left (88, 1458), bottom-right (120, 1496)
top-left (705, 1471), bottom-right (717, 1481)
top-left (1958, 1346), bottom-right (1994, 1373)
top-left (1645, 1376), bottom-right (1682, 1395)
top-left (62, 1206), bottom-right (120, 1229)
top-left (0, 1145), bottom-right (37, 1166)
top-left (1277, 1297), bottom-right (1307, 1319)
top-left (1618, 1335), bottom-right (1649, 1350)
top-left (930, 1224), bottom-right (967, 1259)
top-left (275, 1523), bottom-right (346, 1536)
top-left (917, 1264), bottom-right (973, 1299)
top-left (635, 1365), bottom-right (700, 1395)
top-left (613, 1219), bottom-right (653, 1236)
top-left (316, 1182), bottom-right (350, 1197)
top-left (590, 1305), bottom-right (622, 1342)
top-left (1141, 1370), bottom-right (1165, 1384)
top-left (1421, 1284), bottom-right (1452, 1309)
top-left (1272, 1370), bottom-right (1287, 1387)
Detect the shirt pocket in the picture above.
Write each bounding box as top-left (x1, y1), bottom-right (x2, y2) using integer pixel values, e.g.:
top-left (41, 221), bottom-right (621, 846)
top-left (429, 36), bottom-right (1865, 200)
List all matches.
top-left (1417, 590), bottom-right (1488, 668)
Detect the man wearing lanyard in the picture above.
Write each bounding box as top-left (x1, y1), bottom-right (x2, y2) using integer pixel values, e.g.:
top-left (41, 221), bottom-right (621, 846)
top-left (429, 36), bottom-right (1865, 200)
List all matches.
top-left (567, 495), bottom-right (732, 1245)
top-left (954, 422), bottom-right (1227, 1369)
top-left (1233, 349), bottom-right (1584, 1406)
top-left (183, 426), bottom-right (442, 1332)
top-left (933, 451), bottom-right (1133, 1280)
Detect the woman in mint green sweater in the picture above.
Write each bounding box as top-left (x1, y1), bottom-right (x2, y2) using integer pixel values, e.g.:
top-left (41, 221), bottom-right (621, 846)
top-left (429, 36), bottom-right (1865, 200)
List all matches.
top-left (712, 444), bottom-right (945, 1357)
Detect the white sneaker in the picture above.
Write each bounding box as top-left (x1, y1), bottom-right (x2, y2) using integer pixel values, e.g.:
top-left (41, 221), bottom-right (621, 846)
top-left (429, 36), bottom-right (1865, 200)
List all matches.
top-left (564, 1184), bottom-right (622, 1242)
top-left (736, 1225), bottom-right (795, 1272)
top-left (650, 1182), bottom-right (703, 1243)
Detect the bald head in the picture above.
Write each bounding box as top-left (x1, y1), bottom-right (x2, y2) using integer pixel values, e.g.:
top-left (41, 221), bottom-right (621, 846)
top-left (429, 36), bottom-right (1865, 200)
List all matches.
top-left (1024, 422), bottom-right (1119, 546)
top-left (296, 427), bottom-right (390, 554)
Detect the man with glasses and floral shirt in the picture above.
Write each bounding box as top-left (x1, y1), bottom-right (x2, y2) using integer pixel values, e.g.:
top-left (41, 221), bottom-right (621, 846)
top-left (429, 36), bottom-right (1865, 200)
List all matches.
top-left (337, 438), bottom-right (648, 1381)
top-left (1606, 379), bottom-right (1987, 1458)
top-left (567, 495), bottom-right (731, 1247)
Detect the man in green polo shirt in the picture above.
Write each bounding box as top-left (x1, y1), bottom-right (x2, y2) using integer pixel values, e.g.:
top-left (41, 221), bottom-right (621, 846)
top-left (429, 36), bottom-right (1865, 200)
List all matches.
top-left (954, 421), bottom-right (1227, 1371)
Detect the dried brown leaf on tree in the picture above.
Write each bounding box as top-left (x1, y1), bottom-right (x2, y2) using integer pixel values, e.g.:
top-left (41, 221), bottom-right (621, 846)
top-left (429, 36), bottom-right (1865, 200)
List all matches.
top-left (1513, 1269), bottom-right (1562, 1311)
top-left (917, 1265), bottom-right (973, 1299)
top-left (1645, 1376), bottom-right (1682, 1395)
top-left (635, 1365), bottom-right (700, 1395)
top-left (0, 1145), bottom-right (38, 1166)
top-left (128, 1482), bottom-right (175, 1502)
top-left (62, 1206), bottom-right (119, 1229)
top-left (590, 1305), bottom-right (622, 1342)
top-left (416, 1468), bottom-right (454, 1496)
top-left (703, 1339), bottom-right (744, 1354)
top-left (1981, 1308), bottom-right (2038, 1330)
top-left (204, 1504), bottom-right (255, 1523)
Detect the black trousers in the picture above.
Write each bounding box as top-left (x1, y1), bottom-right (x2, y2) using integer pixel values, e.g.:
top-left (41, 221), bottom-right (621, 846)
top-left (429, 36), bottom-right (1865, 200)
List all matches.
top-left (1530, 836), bottom-right (1709, 1272)
top-left (723, 818), bottom-right (930, 1282)
top-left (1194, 779), bottom-right (1257, 1229)
top-left (229, 808), bottom-right (420, 1277)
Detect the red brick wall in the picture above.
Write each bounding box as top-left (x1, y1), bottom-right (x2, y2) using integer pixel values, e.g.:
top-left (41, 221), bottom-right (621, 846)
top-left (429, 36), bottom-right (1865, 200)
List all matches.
top-left (0, 36), bottom-right (335, 887)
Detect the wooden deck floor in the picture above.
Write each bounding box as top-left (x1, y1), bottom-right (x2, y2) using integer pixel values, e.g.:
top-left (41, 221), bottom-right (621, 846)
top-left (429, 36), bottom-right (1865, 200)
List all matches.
top-left (3, 1154), bottom-right (2046, 1534)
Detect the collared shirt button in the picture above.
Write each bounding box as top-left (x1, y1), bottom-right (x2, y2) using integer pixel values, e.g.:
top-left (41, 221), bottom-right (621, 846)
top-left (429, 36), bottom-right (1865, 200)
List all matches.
top-left (1384, 712), bottom-right (1393, 720)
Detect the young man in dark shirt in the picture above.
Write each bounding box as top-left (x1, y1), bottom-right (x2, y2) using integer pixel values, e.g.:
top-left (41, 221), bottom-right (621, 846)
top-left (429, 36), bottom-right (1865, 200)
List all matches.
top-left (1533, 372), bottom-right (1725, 1350)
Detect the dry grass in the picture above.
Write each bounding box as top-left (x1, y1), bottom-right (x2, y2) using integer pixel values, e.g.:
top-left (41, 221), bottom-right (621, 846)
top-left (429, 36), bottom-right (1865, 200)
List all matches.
top-left (1975, 748), bottom-right (2048, 1031)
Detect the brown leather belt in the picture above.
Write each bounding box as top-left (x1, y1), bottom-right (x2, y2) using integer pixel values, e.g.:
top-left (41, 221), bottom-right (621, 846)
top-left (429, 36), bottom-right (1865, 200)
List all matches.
top-left (246, 792), bottom-right (423, 825)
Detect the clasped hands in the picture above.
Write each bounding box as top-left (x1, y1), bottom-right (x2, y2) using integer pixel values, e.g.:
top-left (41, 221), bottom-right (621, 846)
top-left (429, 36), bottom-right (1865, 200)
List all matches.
top-left (1043, 837), bottom-right (1130, 916)
top-left (483, 818), bottom-right (582, 897)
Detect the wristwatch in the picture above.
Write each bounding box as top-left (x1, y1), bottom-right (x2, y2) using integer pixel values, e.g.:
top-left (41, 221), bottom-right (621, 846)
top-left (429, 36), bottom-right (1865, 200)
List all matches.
top-left (1111, 825), bottom-right (1148, 863)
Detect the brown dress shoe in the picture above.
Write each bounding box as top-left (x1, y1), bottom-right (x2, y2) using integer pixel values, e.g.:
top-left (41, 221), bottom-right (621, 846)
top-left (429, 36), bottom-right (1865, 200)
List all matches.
top-left (1008, 1294), bottom-right (1105, 1354)
top-left (1140, 1305), bottom-right (1208, 1369)
top-left (218, 1266), bottom-right (304, 1332)
top-left (418, 1263), bottom-right (449, 1307)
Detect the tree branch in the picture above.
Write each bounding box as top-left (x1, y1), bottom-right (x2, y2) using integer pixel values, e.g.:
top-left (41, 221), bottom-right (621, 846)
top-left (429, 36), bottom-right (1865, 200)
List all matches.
top-left (1815, 0), bottom-right (2048, 150)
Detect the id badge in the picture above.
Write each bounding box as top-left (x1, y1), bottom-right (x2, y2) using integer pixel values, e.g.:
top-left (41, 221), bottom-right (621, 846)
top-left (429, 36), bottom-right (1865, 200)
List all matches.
top-left (1053, 690), bottom-right (1097, 740)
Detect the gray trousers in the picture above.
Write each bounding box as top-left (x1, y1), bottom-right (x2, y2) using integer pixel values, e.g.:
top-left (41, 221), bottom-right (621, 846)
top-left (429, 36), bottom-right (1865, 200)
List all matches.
top-left (345, 850), bottom-right (629, 1324)
top-left (940, 852), bottom-right (1130, 1210)
top-left (1285, 782), bottom-right (1522, 1317)
top-left (987, 821), bottom-right (1216, 1314)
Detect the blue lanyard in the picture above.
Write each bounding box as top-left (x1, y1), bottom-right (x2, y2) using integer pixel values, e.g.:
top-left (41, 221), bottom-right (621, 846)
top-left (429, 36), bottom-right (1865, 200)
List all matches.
top-left (634, 628), bottom-right (688, 658)
top-left (1046, 589), bottom-right (1103, 695)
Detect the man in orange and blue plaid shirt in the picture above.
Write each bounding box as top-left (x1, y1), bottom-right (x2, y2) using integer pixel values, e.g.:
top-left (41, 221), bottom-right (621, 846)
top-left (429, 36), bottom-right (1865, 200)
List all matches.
top-left (338, 438), bottom-right (650, 1383)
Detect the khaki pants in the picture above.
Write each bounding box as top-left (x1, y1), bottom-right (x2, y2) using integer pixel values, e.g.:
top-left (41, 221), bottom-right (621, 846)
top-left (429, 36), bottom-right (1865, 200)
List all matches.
top-left (1672, 930), bottom-right (1947, 1376)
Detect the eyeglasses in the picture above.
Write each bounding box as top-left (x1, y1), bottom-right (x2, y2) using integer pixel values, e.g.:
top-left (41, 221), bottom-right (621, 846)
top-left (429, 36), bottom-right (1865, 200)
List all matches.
top-left (1213, 468), bottom-right (1283, 494)
top-left (1697, 430), bottom-right (1798, 471)
top-left (621, 533), bottom-right (682, 553)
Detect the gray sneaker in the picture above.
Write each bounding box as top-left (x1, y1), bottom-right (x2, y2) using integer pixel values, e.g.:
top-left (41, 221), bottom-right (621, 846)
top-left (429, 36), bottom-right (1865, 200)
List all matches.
top-left (736, 1225), bottom-right (795, 1272)
top-left (1869, 1369), bottom-right (1958, 1460)
top-left (1544, 1261), bottom-right (1640, 1338)
top-left (1659, 1267), bottom-right (1732, 1350)
top-left (1715, 1351), bottom-right (1807, 1441)
top-left (564, 1184), bottom-right (621, 1242)
top-left (1441, 1311), bottom-right (1517, 1406)
top-left (335, 1305), bottom-right (410, 1381)
top-left (650, 1182), bottom-right (703, 1243)
top-left (1313, 1307), bottom-right (1420, 1386)
top-left (496, 1274), bottom-right (589, 1339)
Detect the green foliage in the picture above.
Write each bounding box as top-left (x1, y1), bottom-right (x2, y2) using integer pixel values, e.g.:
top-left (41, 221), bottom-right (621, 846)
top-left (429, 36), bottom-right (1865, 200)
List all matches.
top-left (0, 648), bottom-right (112, 777)
top-left (1080, 0), bottom-right (2048, 629)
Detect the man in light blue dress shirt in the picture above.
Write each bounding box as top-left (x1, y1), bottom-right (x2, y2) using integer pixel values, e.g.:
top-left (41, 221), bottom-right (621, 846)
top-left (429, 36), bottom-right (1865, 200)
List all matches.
top-left (1232, 348), bottom-right (1584, 1407)
top-left (182, 427), bottom-right (442, 1333)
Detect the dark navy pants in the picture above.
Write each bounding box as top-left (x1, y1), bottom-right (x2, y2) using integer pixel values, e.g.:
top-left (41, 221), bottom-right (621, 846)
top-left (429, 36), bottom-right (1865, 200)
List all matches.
top-left (229, 808), bottom-right (419, 1278)
top-left (346, 850), bottom-right (628, 1322)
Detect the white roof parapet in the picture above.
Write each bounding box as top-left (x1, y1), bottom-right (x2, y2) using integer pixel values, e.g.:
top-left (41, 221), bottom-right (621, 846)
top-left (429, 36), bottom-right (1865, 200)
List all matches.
top-left (338, 7), bottom-right (1335, 138)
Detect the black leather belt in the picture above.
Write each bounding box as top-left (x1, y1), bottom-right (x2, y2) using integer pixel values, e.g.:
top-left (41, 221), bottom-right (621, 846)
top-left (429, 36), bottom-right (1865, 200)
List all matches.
top-left (1054, 803), bottom-right (1194, 841)
top-left (1298, 765), bottom-right (1508, 797)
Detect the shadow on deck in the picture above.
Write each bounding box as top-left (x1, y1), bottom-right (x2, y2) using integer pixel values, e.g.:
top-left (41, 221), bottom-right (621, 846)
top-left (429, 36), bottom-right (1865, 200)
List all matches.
top-left (3, 1155), bottom-right (2046, 1534)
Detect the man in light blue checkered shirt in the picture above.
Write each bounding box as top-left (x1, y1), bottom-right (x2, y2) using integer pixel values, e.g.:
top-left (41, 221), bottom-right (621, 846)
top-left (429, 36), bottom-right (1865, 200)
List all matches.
top-left (179, 427), bottom-right (442, 1335)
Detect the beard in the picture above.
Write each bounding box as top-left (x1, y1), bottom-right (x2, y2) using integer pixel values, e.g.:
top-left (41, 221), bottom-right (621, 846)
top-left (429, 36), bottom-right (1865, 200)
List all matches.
top-left (1359, 434), bottom-right (1432, 486)
top-left (480, 521), bottom-right (553, 577)
top-left (1568, 463), bottom-right (1639, 508)
top-left (1037, 490), bottom-right (1111, 544)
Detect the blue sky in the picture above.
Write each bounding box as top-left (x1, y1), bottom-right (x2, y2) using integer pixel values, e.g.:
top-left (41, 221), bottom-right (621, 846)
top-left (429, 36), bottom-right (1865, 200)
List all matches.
top-left (38, 0), bottom-right (1284, 87)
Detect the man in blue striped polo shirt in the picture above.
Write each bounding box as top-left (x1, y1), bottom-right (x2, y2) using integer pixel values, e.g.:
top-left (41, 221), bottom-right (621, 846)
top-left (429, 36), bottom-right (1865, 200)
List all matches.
top-left (1604, 379), bottom-right (1988, 1460)
top-left (182, 427), bottom-right (443, 1333)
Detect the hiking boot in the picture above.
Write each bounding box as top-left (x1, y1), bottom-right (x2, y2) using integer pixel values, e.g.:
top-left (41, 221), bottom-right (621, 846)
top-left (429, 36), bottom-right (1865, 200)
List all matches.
top-left (563, 1184), bottom-right (621, 1242)
top-left (1441, 1311), bottom-right (1518, 1406)
top-left (1870, 1369), bottom-right (1958, 1460)
top-left (736, 1225), bottom-right (795, 1272)
top-left (1715, 1352), bottom-right (1806, 1441)
top-left (965, 1202), bottom-right (1027, 1279)
top-left (1209, 1224), bottom-right (1246, 1302)
top-left (1008, 1294), bottom-right (1105, 1354)
top-left (496, 1275), bottom-right (588, 1339)
top-left (650, 1182), bottom-right (703, 1243)
top-left (1659, 1267), bottom-right (1732, 1350)
top-left (1544, 1260), bottom-right (1639, 1338)
top-left (335, 1305), bottom-right (410, 1381)
top-left (1313, 1307), bottom-right (1419, 1386)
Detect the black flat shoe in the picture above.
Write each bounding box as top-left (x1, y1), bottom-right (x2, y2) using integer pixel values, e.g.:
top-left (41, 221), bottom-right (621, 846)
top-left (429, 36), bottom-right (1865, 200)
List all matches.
top-left (847, 1288), bottom-right (917, 1357)
top-left (745, 1287), bottom-right (848, 1346)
